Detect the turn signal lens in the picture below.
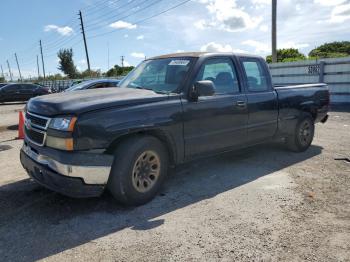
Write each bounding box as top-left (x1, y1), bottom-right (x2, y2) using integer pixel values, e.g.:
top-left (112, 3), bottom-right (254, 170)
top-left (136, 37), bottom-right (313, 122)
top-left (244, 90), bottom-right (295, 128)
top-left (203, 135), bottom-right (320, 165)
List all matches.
top-left (46, 136), bottom-right (74, 151)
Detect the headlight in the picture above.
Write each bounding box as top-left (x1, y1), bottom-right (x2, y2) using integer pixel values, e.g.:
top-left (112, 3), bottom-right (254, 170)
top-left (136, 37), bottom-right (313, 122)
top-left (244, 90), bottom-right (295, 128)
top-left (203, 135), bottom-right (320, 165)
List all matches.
top-left (49, 116), bottom-right (77, 131)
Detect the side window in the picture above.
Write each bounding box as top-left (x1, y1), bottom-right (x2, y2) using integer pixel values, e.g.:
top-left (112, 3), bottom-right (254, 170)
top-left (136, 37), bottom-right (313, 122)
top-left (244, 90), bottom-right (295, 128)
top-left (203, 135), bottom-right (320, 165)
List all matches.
top-left (196, 58), bottom-right (239, 94)
top-left (5, 84), bottom-right (19, 92)
top-left (22, 84), bottom-right (34, 90)
top-left (89, 83), bottom-right (106, 89)
top-left (108, 82), bottom-right (118, 87)
top-left (242, 59), bottom-right (269, 92)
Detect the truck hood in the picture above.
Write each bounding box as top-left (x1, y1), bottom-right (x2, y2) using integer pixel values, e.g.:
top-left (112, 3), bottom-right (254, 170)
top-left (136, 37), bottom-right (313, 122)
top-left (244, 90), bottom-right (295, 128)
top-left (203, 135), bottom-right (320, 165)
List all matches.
top-left (27, 87), bottom-right (169, 116)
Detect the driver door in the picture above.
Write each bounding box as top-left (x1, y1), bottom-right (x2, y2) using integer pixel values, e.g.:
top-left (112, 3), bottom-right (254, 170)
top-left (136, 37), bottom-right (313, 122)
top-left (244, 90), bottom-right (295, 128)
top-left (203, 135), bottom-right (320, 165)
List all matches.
top-left (182, 57), bottom-right (248, 158)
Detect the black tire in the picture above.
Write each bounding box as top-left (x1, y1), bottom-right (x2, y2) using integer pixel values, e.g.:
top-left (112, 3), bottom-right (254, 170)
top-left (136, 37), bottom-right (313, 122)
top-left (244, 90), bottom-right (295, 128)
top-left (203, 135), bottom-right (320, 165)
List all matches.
top-left (107, 135), bottom-right (169, 206)
top-left (286, 114), bottom-right (315, 152)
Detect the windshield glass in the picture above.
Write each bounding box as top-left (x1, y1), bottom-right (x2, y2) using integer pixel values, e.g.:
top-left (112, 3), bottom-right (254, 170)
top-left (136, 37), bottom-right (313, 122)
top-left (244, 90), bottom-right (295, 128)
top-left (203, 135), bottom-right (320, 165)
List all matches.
top-left (118, 57), bottom-right (194, 93)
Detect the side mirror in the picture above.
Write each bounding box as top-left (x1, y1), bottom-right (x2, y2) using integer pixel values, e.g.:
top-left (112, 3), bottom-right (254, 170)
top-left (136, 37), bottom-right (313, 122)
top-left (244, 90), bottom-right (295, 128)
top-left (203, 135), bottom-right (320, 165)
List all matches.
top-left (191, 80), bottom-right (215, 100)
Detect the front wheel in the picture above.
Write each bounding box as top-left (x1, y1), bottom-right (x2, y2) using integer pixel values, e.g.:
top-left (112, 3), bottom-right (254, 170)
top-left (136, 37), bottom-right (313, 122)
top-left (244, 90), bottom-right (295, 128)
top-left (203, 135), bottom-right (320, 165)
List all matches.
top-left (108, 136), bottom-right (169, 206)
top-left (286, 114), bottom-right (315, 152)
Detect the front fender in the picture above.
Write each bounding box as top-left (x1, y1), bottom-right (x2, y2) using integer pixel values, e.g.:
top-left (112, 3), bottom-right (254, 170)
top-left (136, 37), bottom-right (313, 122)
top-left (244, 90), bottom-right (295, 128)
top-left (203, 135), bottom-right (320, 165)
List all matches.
top-left (73, 98), bottom-right (184, 163)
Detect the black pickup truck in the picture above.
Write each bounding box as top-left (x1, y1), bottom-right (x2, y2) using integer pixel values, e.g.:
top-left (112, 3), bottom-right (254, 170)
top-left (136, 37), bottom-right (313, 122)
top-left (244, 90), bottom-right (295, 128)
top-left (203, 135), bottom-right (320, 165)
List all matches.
top-left (20, 52), bottom-right (329, 205)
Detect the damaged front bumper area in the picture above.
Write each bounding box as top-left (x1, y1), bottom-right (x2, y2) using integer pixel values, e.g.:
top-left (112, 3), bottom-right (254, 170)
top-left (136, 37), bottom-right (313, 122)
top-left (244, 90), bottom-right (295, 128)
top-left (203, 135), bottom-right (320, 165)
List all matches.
top-left (20, 142), bottom-right (113, 198)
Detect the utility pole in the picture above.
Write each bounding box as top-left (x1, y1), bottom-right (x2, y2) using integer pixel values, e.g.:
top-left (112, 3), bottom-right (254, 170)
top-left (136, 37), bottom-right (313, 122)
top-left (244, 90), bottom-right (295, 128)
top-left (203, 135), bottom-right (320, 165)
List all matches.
top-left (36, 55), bottom-right (40, 79)
top-left (272, 0), bottom-right (277, 63)
top-left (39, 40), bottom-right (46, 79)
top-left (14, 53), bottom-right (23, 82)
top-left (121, 56), bottom-right (124, 68)
top-left (79, 10), bottom-right (91, 72)
top-left (6, 60), bottom-right (13, 81)
top-left (0, 65), bottom-right (4, 79)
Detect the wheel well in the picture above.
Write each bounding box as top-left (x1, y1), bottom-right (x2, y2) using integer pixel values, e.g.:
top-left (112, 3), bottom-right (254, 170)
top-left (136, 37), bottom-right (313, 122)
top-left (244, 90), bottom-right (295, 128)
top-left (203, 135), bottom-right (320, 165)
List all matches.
top-left (106, 130), bottom-right (176, 165)
top-left (302, 108), bottom-right (317, 120)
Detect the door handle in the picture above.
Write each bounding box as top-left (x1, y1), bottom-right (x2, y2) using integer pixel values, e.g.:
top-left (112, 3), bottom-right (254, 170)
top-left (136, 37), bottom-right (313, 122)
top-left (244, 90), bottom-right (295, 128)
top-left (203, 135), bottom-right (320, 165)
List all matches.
top-left (235, 101), bottom-right (247, 108)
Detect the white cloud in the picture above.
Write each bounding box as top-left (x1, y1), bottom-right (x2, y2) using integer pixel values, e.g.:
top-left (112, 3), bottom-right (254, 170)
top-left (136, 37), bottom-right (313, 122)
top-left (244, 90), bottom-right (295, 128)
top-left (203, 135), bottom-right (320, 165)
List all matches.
top-left (252, 0), bottom-right (270, 8)
top-left (136, 35), bottom-right (144, 40)
top-left (314, 0), bottom-right (346, 6)
top-left (124, 34), bottom-right (129, 38)
top-left (200, 42), bottom-right (246, 53)
top-left (109, 20), bottom-right (137, 29)
top-left (131, 52), bottom-right (145, 59)
top-left (252, 0), bottom-right (270, 4)
top-left (242, 40), bottom-right (269, 54)
top-left (123, 61), bottom-right (131, 67)
top-left (78, 59), bottom-right (87, 65)
top-left (279, 41), bottom-right (310, 49)
top-left (259, 24), bottom-right (268, 32)
top-left (329, 3), bottom-right (350, 23)
top-left (196, 0), bottom-right (262, 32)
top-left (44, 25), bottom-right (74, 36)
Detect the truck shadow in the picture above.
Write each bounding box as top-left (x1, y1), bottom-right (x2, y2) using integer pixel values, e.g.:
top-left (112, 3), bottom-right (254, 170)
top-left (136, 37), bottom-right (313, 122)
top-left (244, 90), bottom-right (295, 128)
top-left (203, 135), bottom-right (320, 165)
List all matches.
top-left (0, 143), bottom-right (322, 261)
top-left (0, 102), bottom-right (27, 106)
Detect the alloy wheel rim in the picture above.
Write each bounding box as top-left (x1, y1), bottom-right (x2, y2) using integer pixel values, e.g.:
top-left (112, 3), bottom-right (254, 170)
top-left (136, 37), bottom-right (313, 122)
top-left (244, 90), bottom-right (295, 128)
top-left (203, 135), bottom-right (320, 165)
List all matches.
top-left (131, 150), bottom-right (161, 193)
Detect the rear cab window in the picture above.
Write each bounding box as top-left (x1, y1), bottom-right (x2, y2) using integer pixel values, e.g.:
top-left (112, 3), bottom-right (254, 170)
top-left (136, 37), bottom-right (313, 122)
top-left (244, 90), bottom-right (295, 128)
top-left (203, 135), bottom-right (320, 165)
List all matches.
top-left (241, 58), bottom-right (270, 92)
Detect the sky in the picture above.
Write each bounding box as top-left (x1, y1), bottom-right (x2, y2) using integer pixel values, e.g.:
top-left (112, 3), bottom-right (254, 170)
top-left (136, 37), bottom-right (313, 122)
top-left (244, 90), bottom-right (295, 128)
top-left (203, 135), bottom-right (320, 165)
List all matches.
top-left (0, 0), bottom-right (349, 80)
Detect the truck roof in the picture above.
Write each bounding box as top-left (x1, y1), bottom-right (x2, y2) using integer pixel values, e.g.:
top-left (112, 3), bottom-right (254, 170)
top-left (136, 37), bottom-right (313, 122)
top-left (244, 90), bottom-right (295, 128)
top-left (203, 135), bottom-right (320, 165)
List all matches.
top-left (149, 52), bottom-right (262, 60)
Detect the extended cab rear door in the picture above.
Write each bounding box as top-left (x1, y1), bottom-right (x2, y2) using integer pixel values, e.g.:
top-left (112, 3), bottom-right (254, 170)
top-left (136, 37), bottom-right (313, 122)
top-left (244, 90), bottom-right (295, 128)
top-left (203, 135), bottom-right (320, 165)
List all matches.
top-left (238, 57), bottom-right (278, 144)
top-left (182, 56), bottom-right (249, 158)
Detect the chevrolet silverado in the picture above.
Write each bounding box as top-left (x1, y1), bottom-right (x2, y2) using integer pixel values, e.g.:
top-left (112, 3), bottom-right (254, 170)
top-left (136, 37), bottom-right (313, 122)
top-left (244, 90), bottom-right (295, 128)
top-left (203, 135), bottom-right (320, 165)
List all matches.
top-left (20, 52), bottom-right (329, 205)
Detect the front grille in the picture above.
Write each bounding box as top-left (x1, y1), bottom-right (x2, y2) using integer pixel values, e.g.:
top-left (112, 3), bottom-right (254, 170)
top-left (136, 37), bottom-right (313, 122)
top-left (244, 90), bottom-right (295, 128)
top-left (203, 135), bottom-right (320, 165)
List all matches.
top-left (25, 127), bottom-right (45, 145)
top-left (26, 113), bottom-right (48, 129)
top-left (24, 112), bottom-right (50, 146)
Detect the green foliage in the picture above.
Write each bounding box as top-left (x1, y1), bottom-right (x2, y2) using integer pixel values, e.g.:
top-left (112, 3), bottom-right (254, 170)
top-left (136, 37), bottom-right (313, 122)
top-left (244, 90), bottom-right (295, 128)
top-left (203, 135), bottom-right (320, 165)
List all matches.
top-left (46, 73), bottom-right (66, 81)
top-left (105, 65), bottom-right (134, 77)
top-left (266, 48), bottom-right (306, 63)
top-left (57, 48), bottom-right (78, 78)
top-left (0, 76), bottom-right (5, 82)
top-left (80, 69), bottom-right (102, 78)
top-left (308, 41), bottom-right (350, 58)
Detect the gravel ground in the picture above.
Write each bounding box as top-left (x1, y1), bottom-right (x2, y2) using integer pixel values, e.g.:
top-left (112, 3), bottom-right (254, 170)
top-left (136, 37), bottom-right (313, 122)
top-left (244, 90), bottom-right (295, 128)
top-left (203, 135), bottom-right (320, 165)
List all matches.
top-left (0, 102), bottom-right (349, 262)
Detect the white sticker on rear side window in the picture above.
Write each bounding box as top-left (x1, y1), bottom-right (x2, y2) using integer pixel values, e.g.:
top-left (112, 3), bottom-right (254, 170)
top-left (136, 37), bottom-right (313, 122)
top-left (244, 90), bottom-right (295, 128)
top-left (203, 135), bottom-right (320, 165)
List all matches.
top-left (169, 60), bottom-right (190, 66)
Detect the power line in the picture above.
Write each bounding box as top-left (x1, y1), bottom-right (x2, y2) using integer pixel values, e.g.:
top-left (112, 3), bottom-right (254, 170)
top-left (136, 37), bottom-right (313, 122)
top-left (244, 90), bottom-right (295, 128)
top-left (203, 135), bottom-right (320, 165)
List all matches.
top-left (82, 0), bottom-right (123, 14)
top-left (42, 34), bottom-right (81, 53)
top-left (2, 0), bottom-right (193, 76)
top-left (85, 0), bottom-right (165, 33)
top-left (84, 0), bottom-right (141, 30)
top-left (83, 0), bottom-right (124, 18)
top-left (88, 0), bottom-right (192, 39)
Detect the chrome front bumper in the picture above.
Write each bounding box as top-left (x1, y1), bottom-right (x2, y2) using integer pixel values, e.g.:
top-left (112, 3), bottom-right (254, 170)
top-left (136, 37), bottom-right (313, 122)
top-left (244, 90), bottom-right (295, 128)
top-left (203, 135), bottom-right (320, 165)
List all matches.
top-left (21, 143), bottom-right (112, 185)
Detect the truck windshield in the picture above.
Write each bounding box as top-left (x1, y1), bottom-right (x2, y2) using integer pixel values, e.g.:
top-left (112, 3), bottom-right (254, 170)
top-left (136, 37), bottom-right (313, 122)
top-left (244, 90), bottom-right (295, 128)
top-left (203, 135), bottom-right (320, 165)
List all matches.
top-left (118, 57), bottom-right (194, 93)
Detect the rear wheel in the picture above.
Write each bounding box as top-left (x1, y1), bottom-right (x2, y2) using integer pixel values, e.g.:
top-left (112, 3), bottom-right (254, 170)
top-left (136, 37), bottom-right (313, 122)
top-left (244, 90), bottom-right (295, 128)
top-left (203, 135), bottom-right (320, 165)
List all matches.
top-left (107, 136), bottom-right (169, 206)
top-left (286, 114), bottom-right (315, 152)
